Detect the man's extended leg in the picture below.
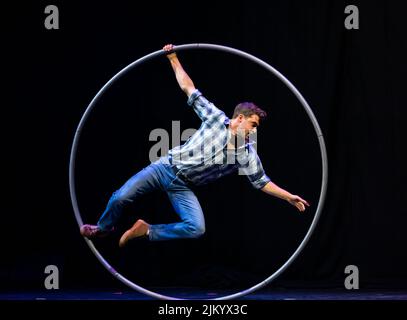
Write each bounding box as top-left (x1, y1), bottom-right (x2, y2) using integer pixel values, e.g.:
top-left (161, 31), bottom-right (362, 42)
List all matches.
top-left (81, 160), bottom-right (165, 238)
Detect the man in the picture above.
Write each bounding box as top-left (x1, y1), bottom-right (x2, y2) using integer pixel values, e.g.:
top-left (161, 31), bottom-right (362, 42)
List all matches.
top-left (80, 44), bottom-right (309, 247)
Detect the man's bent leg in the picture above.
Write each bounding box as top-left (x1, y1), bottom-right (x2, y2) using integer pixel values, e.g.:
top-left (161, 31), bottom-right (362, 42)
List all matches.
top-left (149, 188), bottom-right (206, 241)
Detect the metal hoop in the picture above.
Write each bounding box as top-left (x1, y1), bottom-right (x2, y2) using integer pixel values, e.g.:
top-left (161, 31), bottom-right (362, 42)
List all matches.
top-left (69, 43), bottom-right (328, 300)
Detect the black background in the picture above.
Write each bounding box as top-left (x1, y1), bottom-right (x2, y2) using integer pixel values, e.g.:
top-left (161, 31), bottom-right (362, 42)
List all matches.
top-left (2, 0), bottom-right (407, 298)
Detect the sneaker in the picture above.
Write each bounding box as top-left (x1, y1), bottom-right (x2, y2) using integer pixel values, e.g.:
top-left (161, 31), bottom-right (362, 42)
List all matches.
top-left (80, 224), bottom-right (114, 239)
top-left (119, 219), bottom-right (150, 247)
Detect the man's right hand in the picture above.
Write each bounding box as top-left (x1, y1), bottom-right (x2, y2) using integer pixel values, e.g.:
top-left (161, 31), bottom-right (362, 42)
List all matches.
top-left (163, 44), bottom-right (177, 59)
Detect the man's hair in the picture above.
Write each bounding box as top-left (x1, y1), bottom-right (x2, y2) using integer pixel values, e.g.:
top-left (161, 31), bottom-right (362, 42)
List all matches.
top-left (232, 102), bottom-right (267, 122)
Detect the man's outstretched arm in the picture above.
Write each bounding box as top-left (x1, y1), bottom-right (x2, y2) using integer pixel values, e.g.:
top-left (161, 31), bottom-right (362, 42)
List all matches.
top-left (261, 181), bottom-right (310, 212)
top-left (163, 44), bottom-right (196, 97)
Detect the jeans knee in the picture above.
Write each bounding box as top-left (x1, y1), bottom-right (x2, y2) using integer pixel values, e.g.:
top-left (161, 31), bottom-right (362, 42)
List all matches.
top-left (186, 221), bottom-right (205, 238)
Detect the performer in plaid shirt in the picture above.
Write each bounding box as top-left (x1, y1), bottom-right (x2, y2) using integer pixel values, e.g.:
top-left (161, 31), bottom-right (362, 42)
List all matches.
top-left (81, 44), bottom-right (309, 246)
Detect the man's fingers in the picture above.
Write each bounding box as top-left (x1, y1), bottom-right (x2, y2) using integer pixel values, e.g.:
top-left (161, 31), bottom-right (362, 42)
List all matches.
top-left (290, 196), bottom-right (309, 211)
top-left (297, 196), bottom-right (310, 207)
top-left (163, 44), bottom-right (174, 51)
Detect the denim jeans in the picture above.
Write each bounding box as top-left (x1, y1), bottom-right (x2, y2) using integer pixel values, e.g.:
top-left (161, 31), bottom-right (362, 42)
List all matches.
top-left (97, 156), bottom-right (205, 241)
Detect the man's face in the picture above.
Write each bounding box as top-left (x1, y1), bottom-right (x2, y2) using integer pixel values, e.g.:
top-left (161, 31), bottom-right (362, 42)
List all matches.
top-left (237, 114), bottom-right (260, 138)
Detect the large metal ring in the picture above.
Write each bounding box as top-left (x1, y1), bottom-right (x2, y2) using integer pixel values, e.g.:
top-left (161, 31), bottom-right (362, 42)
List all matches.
top-left (69, 43), bottom-right (328, 300)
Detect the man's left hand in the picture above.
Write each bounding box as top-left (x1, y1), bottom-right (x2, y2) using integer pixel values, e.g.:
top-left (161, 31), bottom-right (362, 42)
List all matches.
top-left (287, 195), bottom-right (310, 212)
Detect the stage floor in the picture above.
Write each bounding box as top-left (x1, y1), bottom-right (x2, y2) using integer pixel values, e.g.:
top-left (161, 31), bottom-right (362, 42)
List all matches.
top-left (2, 288), bottom-right (407, 300)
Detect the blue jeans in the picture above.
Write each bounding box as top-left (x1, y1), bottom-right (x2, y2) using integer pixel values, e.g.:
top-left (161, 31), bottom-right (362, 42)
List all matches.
top-left (97, 156), bottom-right (205, 241)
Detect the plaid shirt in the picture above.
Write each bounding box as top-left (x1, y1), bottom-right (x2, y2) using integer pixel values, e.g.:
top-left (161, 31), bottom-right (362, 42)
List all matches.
top-left (167, 89), bottom-right (271, 189)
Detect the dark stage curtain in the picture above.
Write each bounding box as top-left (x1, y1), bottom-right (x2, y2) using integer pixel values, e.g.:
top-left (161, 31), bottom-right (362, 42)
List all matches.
top-left (2, 0), bottom-right (407, 292)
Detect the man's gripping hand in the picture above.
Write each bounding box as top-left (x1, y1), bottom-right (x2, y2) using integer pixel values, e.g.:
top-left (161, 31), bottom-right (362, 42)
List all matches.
top-left (163, 44), bottom-right (177, 59)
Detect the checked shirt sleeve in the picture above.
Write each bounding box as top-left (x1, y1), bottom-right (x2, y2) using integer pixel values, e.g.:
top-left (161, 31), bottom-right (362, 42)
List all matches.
top-left (187, 89), bottom-right (227, 125)
top-left (240, 146), bottom-right (271, 190)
